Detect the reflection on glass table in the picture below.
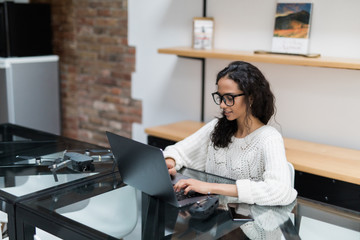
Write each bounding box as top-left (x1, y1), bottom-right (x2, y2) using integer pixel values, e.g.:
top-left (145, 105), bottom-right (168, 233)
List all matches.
top-left (0, 173), bottom-right (97, 197)
top-left (142, 179), bottom-right (298, 240)
top-left (224, 202), bottom-right (297, 239)
top-left (145, 198), bottom-right (297, 240)
top-left (56, 185), bottom-right (138, 239)
top-left (16, 172), bottom-right (137, 240)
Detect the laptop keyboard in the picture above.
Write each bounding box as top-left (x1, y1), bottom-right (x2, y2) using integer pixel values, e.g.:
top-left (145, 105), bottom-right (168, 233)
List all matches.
top-left (175, 189), bottom-right (203, 201)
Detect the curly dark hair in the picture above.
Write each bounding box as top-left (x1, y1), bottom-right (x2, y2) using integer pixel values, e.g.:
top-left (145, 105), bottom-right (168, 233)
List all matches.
top-left (210, 61), bottom-right (276, 148)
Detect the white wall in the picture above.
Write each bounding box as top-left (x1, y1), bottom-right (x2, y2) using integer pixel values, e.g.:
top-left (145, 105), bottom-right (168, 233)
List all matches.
top-left (129, 0), bottom-right (360, 151)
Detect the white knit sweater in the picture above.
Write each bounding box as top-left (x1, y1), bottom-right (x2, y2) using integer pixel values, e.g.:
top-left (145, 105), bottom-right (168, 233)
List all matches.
top-left (163, 119), bottom-right (297, 206)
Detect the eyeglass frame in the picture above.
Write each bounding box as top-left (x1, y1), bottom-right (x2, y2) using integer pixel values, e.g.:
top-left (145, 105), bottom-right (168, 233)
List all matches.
top-left (211, 92), bottom-right (246, 107)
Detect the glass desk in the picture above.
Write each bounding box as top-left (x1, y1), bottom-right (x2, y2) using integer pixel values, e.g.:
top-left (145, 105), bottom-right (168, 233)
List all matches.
top-left (0, 123), bottom-right (115, 240)
top-left (15, 168), bottom-right (360, 240)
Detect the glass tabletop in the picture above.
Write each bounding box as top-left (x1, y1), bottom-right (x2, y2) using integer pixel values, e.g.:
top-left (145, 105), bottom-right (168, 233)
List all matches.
top-left (15, 168), bottom-right (304, 240)
top-left (0, 123), bottom-right (117, 240)
top-left (0, 123), bottom-right (115, 202)
top-left (16, 167), bottom-right (360, 240)
top-left (17, 172), bottom-right (127, 240)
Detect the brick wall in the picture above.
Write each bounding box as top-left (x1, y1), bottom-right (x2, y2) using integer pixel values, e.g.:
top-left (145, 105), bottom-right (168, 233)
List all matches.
top-left (31, 0), bottom-right (141, 147)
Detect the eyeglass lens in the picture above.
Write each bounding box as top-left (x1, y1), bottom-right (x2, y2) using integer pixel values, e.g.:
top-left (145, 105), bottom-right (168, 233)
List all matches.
top-left (213, 93), bottom-right (235, 106)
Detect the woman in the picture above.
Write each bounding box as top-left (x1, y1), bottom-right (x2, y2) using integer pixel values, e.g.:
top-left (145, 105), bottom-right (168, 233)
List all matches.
top-left (164, 61), bottom-right (297, 206)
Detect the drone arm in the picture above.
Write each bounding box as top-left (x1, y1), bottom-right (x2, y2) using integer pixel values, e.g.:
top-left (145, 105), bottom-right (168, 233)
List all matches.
top-left (50, 160), bottom-right (72, 182)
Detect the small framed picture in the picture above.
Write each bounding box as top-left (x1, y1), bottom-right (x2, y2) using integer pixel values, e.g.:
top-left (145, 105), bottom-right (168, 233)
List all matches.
top-left (272, 3), bottom-right (313, 54)
top-left (192, 17), bottom-right (214, 50)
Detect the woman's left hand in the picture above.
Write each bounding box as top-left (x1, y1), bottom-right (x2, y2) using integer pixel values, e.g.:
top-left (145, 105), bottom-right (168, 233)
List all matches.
top-left (173, 178), bottom-right (212, 195)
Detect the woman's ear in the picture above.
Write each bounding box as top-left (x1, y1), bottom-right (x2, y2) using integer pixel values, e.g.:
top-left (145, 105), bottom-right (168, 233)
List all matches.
top-left (249, 96), bottom-right (254, 107)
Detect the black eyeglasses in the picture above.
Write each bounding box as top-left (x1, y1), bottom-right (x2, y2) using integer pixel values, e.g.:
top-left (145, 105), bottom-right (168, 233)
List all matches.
top-left (211, 92), bottom-right (245, 106)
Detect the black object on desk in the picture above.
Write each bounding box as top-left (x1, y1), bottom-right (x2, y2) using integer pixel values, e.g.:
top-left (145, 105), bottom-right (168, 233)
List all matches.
top-left (189, 195), bottom-right (219, 219)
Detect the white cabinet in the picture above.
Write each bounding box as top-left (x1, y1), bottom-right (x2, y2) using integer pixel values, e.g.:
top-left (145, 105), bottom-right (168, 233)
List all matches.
top-left (0, 55), bottom-right (60, 135)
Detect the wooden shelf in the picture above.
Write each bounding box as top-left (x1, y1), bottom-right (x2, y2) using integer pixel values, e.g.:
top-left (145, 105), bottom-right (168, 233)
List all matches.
top-left (145, 120), bottom-right (360, 185)
top-left (158, 46), bottom-right (360, 70)
top-left (145, 120), bottom-right (205, 142)
top-left (284, 138), bottom-right (360, 185)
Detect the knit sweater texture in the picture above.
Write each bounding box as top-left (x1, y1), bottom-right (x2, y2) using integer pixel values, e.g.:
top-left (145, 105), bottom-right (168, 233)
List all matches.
top-left (163, 119), bottom-right (297, 206)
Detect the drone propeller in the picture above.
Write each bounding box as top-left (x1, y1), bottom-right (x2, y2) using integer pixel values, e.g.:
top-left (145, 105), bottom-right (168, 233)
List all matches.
top-left (15, 155), bottom-right (59, 165)
top-left (16, 155), bottom-right (57, 160)
top-left (16, 155), bottom-right (38, 160)
top-left (87, 149), bottom-right (111, 153)
top-left (90, 152), bottom-right (114, 161)
top-left (67, 149), bottom-right (111, 154)
top-left (64, 152), bottom-right (93, 162)
top-left (57, 149), bottom-right (113, 161)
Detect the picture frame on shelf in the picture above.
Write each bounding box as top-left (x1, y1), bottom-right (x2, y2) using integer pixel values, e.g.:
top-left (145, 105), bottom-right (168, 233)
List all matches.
top-left (192, 17), bottom-right (214, 50)
top-left (271, 3), bottom-right (313, 55)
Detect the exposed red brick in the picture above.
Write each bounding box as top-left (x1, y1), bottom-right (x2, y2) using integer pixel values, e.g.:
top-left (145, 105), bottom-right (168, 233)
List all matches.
top-left (31, 0), bottom-right (141, 146)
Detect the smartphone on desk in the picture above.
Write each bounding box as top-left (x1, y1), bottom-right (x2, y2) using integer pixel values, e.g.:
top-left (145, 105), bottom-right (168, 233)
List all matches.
top-left (227, 203), bottom-right (254, 222)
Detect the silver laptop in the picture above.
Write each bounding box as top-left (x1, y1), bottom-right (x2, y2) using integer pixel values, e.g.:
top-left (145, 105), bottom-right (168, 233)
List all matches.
top-left (106, 131), bottom-right (209, 207)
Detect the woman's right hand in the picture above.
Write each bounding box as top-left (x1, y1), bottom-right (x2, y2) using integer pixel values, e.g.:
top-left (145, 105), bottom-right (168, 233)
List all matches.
top-left (165, 158), bottom-right (177, 176)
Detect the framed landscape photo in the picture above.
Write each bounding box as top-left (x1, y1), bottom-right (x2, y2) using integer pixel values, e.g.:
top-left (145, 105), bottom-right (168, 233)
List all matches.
top-left (192, 17), bottom-right (214, 50)
top-left (271, 3), bottom-right (313, 54)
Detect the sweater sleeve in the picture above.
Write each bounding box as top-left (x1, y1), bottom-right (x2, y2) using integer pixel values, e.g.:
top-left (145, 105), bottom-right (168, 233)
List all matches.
top-left (162, 119), bottom-right (217, 171)
top-left (236, 132), bottom-right (298, 206)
